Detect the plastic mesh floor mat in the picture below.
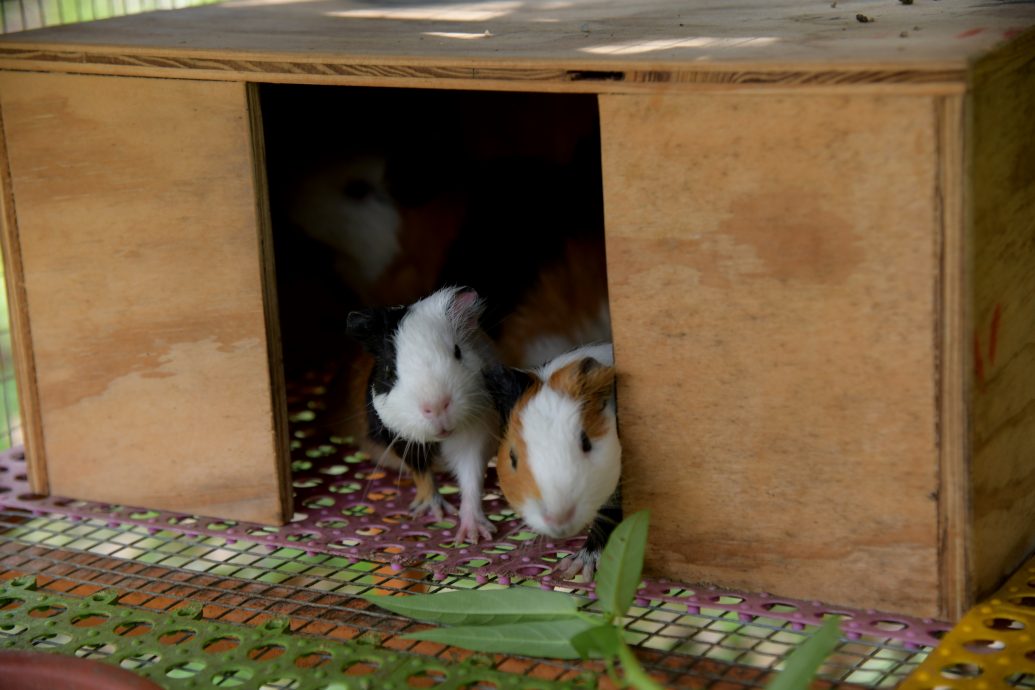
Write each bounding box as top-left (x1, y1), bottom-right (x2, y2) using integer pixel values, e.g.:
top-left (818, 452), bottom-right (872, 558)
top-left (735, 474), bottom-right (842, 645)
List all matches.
top-left (0, 371), bottom-right (951, 649)
top-left (0, 511), bottom-right (929, 687)
top-left (898, 555), bottom-right (1035, 690)
top-left (0, 575), bottom-right (577, 689)
top-left (0, 371), bottom-right (938, 688)
top-left (0, 537), bottom-right (928, 689)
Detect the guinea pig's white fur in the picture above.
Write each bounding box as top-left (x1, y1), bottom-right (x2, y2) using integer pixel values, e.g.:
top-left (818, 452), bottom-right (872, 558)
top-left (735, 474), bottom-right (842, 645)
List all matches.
top-left (369, 287), bottom-right (499, 543)
top-left (371, 288), bottom-right (494, 442)
top-left (497, 343), bottom-right (621, 541)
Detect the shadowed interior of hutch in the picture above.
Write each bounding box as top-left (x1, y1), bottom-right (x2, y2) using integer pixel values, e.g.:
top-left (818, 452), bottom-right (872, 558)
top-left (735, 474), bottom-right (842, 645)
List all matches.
top-left (259, 84), bottom-right (612, 445)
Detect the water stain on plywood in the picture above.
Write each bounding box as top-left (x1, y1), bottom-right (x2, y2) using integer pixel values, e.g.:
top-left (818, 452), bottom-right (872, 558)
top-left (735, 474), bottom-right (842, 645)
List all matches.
top-left (719, 190), bottom-right (864, 285)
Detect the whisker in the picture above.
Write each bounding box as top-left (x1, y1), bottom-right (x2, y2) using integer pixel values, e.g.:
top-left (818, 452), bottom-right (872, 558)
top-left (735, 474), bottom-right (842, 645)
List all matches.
top-left (468, 415), bottom-right (502, 444)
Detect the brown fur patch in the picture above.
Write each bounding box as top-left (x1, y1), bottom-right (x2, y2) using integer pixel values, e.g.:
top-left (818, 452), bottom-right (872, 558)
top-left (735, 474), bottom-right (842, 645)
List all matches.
top-left (323, 349), bottom-right (372, 435)
top-left (497, 378), bottom-right (544, 508)
top-left (496, 237), bottom-right (610, 367)
top-left (546, 358), bottom-right (615, 440)
top-left (366, 194), bottom-right (464, 306)
top-left (411, 469), bottom-right (439, 506)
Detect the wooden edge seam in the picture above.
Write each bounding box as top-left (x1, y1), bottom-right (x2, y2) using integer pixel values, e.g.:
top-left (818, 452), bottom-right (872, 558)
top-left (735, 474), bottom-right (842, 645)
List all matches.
top-left (0, 47), bottom-right (970, 96)
top-left (934, 91), bottom-right (971, 620)
top-left (0, 88), bottom-right (47, 493)
top-left (246, 82), bottom-right (293, 525)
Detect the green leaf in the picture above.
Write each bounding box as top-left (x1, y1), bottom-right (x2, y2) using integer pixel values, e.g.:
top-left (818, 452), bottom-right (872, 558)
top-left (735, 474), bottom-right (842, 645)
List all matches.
top-left (405, 618), bottom-right (598, 659)
top-left (364, 587), bottom-right (580, 625)
top-left (570, 623), bottom-right (621, 660)
top-left (595, 509), bottom-right (649, 619)
top-left (765, 617), bottom-right (842, 690)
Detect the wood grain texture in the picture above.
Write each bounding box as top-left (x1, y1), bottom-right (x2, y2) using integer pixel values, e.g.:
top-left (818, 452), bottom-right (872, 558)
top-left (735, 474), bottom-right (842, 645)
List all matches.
top-left (935, 93), bottom-right (971, 620)
top-left (0, 72), bottom-right (286, 524)
top-left (247, 82), bottom-right (293, 524)
top-left (601, 92), bottom-right (942, 617)
top-left (0, 0), bottom-right (1030, 91)
top-left (0, 91), bottom-right (46, 491)
top-left (968, 32), bottom-right (1035, 601)
top-left (0, 47), bottom-right (969, 95)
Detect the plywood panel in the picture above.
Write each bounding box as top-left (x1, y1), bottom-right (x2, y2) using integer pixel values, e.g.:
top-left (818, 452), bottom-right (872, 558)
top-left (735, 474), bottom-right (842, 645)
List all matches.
top-left (0, 1), bottom-right (1030, 90)
top-left (0, 72), bottom-right (287, 524)
top-left (968, 32), bottom-right (1035, 600)
top-left (601, 92), bottom-right (941, 616)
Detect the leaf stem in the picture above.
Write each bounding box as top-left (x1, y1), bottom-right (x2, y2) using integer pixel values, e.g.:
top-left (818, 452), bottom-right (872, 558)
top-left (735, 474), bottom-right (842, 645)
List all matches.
top-left (604, 654), bottom-right (622, 687)
top-left (615, 637), bottom-right (665, 690)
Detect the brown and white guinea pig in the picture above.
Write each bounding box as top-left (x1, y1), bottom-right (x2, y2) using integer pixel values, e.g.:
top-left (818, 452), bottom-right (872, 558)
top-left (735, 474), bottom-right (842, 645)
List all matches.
top-left (345, 286), bottom-right (500, 544)
top-left (485, 343), bottom-right (622, 579)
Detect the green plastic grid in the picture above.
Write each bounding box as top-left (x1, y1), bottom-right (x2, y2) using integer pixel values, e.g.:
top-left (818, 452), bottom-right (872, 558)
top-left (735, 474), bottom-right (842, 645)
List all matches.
top-left (0, 509), bottom-right (930, 688)
top-left (0, 575), bottom-right (585, 689)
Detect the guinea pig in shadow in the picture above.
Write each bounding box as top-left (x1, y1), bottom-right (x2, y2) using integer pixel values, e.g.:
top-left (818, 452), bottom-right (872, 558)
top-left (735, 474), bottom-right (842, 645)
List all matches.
top-left (485, 343), bottom-right (622, 580)
top-left (345, 286), bottom-right (500, 545)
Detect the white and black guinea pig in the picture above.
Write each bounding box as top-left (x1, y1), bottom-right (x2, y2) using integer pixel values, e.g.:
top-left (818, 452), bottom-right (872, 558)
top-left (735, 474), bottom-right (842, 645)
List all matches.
top-left (346, 286), bottom-right (499, 544)
top-left (485, 343), bottom-right (622, 579)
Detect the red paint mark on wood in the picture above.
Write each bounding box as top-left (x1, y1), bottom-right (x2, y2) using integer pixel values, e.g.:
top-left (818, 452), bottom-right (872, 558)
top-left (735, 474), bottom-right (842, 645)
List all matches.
top-left (1004, 28), bottom-right (1024, 40)
top-left (974, 332), bottom-right (985, 388)
top-left (989, 303), bottom-right (1002, 365)
top-left (956, 28), bottom-right (986, 39)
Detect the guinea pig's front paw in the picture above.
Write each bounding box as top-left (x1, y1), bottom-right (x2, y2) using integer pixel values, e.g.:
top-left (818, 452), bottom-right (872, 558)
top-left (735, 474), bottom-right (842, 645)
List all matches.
top-left (553, 547), bottom-right (600, 582)
top-left (453, 510), bottom-right (496, 545)
top-left (409, 492), bottom-right (458, 521)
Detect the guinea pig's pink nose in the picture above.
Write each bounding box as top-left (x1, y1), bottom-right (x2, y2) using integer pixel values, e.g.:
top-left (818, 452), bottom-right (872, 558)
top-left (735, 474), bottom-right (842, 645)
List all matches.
top-left (421, 395), bottom-right (452, 419)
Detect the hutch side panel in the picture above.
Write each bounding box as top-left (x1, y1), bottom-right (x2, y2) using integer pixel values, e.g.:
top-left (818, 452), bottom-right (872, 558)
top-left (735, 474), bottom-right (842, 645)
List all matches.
top-left (0, 71), bottom-right (288, 524)
top-left (600, 92), bottom-right (943, 617)
top-left (968, 37), bottom-right (1035, 600)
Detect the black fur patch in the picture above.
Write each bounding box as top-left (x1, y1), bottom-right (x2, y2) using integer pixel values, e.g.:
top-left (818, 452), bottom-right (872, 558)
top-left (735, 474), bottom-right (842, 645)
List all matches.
top-left (484, 364), bottom-right (536, 434)
top-left (578, 356), bottom-right (604, 376)
top-left (582, 487), bottom-right (622, 555)
top-left (346, 305), bottom-right (407, 394)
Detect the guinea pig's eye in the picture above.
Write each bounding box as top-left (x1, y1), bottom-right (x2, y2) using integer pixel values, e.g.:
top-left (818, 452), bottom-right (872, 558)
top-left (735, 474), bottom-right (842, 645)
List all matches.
top-left (580, 430), bottom-right (592, 453)
top-left (509, 448), bottom-right (518, 470)
top-left (342, 179), bottom-right (374, 200)
top-left (453, 344), bottom-right (462, 361)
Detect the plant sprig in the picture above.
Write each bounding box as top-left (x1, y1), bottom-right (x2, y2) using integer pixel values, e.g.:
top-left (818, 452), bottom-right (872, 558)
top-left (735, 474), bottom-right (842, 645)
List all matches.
top-left (365, 510), bottom-right (840, 689)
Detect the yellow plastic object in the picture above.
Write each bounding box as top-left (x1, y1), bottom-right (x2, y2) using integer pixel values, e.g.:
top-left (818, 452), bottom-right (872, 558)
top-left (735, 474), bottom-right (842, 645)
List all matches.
top-left (901, 557), bottom-right (1035, 689)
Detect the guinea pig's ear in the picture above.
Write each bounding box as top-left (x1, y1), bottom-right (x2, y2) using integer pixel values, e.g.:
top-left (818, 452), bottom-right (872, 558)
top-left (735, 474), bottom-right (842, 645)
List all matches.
top-left (346, 307), bottom-right (404, 354)
top-left (448, 287), bottom-right (486, 330)
top-left (484, 364), bottom-right (537, 426)
top-left (577, 357), bottom-right (617, 412)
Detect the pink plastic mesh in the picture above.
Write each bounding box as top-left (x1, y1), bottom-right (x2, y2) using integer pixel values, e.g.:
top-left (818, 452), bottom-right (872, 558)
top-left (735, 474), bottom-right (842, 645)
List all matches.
top-left (0, 373), bottom-right (951, 648)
